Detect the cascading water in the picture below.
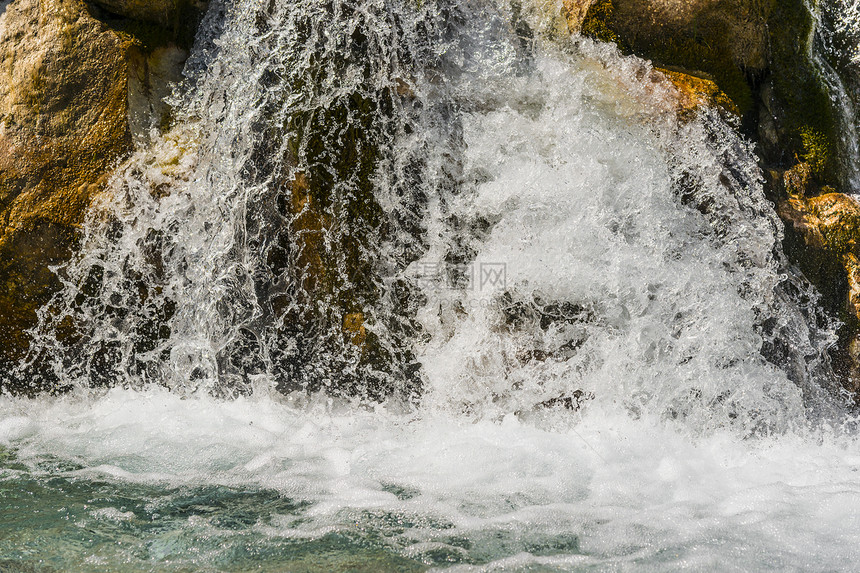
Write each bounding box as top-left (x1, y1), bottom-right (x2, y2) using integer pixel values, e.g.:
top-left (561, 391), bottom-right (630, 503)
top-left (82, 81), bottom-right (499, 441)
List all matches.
top-left (2, 0), bottom-right (860, 571)
top-left (818, 0), bottom-right (860, 191)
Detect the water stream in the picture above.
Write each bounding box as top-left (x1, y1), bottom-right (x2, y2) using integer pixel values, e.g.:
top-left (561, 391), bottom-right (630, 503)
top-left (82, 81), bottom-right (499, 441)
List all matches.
top-left (819, 0), bottom-right (860, 191)
top-left (2, 0), bottom-right (860, 570)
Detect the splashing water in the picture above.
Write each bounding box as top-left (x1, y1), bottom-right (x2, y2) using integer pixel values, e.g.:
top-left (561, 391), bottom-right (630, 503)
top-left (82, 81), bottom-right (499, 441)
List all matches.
top-left (836, 0), bottom-right (860, 62)
top-left (2, 0), bottom-right (860, 570)
top-left (819, 0), bottom-right (860, 191)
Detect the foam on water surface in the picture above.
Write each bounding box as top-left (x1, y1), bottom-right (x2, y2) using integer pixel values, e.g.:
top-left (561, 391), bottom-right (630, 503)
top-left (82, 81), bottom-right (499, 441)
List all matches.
top-left (2, 388), bottom-right (860, 571)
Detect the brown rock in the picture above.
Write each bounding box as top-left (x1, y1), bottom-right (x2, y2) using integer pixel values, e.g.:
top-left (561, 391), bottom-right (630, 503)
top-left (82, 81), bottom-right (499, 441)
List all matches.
top-left (0, 0), bottom-right (133, 365)
top-left (783, 162), bottom-right (814, 197)
top-left (580, 0), bottom-right (772, 116)
top-left (342, 312), bottom-right (367, 347)
top-left (0, 0), bottom-right (192, 378)
top-left (655, 67), bottom-right (739, 117)
top-left (579, 0), bottom-right (841, 181)
top-left (562, 0), bottom-right (596, 33)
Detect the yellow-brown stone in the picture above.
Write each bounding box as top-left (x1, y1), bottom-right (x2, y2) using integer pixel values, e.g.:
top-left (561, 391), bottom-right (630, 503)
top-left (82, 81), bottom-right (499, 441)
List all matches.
top-left (778, 191), bottom-right (860, 256)
top-left (342, 312), bottom-right (367, 347)
top-left (655, 67), bottom-right (739, 117)
top-left (0, 0), bottom-right (194, 375)
top-left (562, 0), bottom-right (596, 34)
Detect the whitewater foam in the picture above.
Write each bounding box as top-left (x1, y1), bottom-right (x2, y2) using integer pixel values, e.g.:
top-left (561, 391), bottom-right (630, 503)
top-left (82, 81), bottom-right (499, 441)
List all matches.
top-left (2, 388), bottom-right (860, 570)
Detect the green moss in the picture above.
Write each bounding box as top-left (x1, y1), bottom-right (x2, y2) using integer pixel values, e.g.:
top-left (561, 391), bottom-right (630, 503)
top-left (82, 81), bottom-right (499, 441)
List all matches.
top-left (767, 0), bottom-right (841, 181)
top-left (799, 126), bottom-right (832, 176)
top-left (581, 0), bottom-right (619, 45)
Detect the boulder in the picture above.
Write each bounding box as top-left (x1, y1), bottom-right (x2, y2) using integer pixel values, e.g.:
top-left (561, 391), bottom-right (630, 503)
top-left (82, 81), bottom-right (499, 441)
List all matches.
top-left (0, 0), bottom-right (132, 369)
top-left (0, 0), bottom-right (197, 387)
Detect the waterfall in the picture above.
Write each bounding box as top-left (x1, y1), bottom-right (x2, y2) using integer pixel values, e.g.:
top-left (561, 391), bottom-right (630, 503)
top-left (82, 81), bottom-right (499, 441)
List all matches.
top-left (9, 0), bottom-right (845, 429)
top-left (4, 2), bottom-right (860, 570)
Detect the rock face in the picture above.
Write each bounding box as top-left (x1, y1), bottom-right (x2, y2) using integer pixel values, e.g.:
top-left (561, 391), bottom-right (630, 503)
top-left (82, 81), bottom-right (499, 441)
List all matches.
top-left (0, 0), bottom-right (200, 388)
top-left (577, 0), bottom-right (769, 113)
top-left (578, 0), bottom-right (840, 179)
top-left (0, 0), bottom-right (131, 369)
top-left (777, 168), bottom-right (860, 393)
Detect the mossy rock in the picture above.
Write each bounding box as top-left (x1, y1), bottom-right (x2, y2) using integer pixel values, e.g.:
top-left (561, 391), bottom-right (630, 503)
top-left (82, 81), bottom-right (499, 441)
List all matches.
top-left (239, 3), bottom-right (426, 402)
top-left (580, 0), bottom-right (617, 44)
top-left (581, 0), bottom-right (766, 117)
top-left (764, 0), bottom-right (840, 180)
top-left (579, 0), bottom-right (841, 183)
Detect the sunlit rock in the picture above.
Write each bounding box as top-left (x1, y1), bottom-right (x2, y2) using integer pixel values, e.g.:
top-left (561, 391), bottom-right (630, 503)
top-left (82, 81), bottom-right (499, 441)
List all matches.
top-left (0, 0), bottom-right (196, 382)
top-left (655, 67), bottom-right (738, 117)
top-left (0, 0), bottom-right (132, 368)
top-left (778, 171), bottom-right (860, 392)
top-left (561, 0), bottom-right (594, 33)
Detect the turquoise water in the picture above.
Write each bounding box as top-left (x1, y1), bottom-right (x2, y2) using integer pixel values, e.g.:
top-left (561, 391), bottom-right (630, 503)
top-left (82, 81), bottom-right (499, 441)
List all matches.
top-left (2, 391), bottom-right (860, 572)
top-left (1, 455), bottom-right (425, 572)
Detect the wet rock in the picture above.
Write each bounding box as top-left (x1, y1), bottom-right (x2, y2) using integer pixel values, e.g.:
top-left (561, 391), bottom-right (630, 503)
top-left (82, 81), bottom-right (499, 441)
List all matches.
top-left (777, 171), bottom-right (860, 392)
top-left (534, 390), bottom-right (594, 411)
top-left (0, 0), bottom-right (132, 370)
top-left (779, 190), bottom-right (860, 255)
top-left (574, 0), bottom-right (851, 394)
top-left (655, 67), bottom-right (738, 118)
top-left (0, 0), bottom-right (198, 387)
